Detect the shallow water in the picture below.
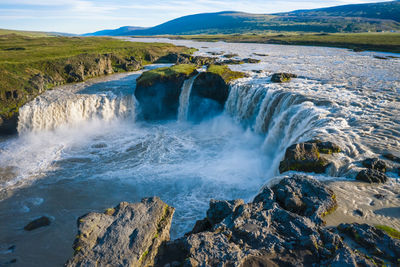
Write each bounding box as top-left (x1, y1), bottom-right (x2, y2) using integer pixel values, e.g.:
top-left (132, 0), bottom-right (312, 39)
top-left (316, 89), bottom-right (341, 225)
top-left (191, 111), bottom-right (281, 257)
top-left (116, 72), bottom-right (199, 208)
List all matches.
top-left (0, 39), bottom-right (400, 266)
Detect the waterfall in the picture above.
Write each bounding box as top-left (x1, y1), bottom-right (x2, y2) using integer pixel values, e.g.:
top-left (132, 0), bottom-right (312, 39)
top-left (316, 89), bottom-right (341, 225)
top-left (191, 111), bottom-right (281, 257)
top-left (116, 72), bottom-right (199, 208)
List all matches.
top-left (225, 79), bottom-right (334, 176)
top-left (18, 92), bottom-right (135, 133)
top-left (178, 74), bottom-right (199, 121)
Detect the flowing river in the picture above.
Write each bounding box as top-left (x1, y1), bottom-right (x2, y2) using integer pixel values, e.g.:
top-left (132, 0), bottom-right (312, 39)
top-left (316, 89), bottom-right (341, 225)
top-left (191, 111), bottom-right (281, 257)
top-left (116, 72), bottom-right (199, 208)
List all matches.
top-left (0, 39), bottom-right (399, 266)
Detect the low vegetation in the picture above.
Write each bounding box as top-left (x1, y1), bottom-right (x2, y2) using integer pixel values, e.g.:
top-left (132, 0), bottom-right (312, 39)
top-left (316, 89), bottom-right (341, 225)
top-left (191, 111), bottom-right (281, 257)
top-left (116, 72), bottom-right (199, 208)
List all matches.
top-left (0, 34), bottom-right (194, 120)
top-left (375, 225), bottom-right (400, 239)
top-left (206, 64), bottom-right (245, 83)
top-left (136, 64), bottom-right (198, 87)
top-left (171, 32), bottom-right (400, 53)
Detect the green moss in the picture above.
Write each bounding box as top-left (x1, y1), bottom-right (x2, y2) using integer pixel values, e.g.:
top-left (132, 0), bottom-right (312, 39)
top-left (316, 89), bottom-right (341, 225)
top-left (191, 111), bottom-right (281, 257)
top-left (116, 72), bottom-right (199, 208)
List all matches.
top-left (137, 64), bottom-right (197, 87)
top-left (104, 208), bottom-right (115, 216)
top-left (206, 64), bottom-right (245, 83)
top-left (375, 225), bottom-right (400, 239)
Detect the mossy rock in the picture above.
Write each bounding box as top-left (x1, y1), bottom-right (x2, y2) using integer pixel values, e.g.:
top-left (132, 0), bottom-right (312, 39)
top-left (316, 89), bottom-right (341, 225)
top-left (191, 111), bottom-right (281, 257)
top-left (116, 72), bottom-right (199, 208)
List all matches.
top-left (206, 64), bottom-right (245, 83)
top-left (135, 64), bottom-right (198, 120)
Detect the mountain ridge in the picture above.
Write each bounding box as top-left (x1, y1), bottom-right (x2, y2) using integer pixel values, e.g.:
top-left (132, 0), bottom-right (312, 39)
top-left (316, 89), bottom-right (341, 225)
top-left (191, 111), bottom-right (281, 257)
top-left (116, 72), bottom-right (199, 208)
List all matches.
top-left (84, 1), bottom-right (400, 36)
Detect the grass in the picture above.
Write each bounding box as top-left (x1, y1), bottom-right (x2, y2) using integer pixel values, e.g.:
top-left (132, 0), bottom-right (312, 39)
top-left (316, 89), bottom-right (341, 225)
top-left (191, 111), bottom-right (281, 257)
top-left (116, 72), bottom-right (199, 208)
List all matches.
top-left (207, 64), bottom-right (245, 83)
top-left (0, 34), bottom-right (194, 119)
top-left (375, 225), bottom-right (400, 239)
top-left (0, 29), bottom-right (54, 37)
top-left (167, 32), bottom-right (400, 53)
top-left (136, 64), bottom-right (198, 87)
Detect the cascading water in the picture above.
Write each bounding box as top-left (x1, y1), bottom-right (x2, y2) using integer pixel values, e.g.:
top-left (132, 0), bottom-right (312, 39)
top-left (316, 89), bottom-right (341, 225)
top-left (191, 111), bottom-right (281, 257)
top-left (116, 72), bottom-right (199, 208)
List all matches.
top-left (178, 74), bottom-right (199, 121)
top-left (1, 40), bottom-right (400, 267)
top-left (17, 93), bottom-right (135, 133)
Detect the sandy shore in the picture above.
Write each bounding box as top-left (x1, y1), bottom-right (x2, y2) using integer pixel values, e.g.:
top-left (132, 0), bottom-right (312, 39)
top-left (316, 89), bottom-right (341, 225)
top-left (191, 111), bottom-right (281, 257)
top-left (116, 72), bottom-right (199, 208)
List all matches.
top-left (324, 179), bottom-right (400, 231)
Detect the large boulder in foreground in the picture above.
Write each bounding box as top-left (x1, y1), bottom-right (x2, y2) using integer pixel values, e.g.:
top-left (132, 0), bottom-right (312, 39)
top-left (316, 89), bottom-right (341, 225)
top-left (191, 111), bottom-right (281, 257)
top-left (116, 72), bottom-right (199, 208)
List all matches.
top-left (189, 64), bottom-right (245, 121)
top-left (156, 175), bottom-right (399, 267)
top-left (135, 64), bottom-right (198, 120)
top-left (66, 197), bottom-right (174, 267)
top-left (279, 140), bottom-right (341, 174)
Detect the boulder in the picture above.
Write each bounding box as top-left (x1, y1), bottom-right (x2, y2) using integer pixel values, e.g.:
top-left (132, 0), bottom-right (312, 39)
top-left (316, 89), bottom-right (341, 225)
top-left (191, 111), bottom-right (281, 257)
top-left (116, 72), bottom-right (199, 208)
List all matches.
top-left (383, 153), bottom-right (400, 163)
top-left (189, 64), bottom-right (245, 121)
top-left (362, 158), bottom-right (387, 172)
top-left (24, 216), bottom-right (51, 231)
top-left (279, 140), bottom-right (341, 174)
top-left (271, 73), bottom-right (297, 83)
top-left (66, 197), bottom-right (174, 267)
top-left (356, 169), bottom-right (388, 183)
top-left (271, 175), bottom-right (337, 224)
top-left (135, 64), bottom-right (198, 120)
top-left (156, 175), bottom-right (399, 267)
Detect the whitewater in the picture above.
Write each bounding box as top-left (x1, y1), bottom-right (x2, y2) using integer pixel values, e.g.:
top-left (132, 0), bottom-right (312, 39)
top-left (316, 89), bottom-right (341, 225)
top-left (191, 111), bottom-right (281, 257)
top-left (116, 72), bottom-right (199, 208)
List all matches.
top-left (0, 39), bottom-right (399, 266)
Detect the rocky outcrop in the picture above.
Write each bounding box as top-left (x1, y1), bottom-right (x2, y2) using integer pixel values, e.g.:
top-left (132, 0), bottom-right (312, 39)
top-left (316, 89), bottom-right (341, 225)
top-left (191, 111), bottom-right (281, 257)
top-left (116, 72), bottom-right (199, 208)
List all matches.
top-left (135, 64), bottom-right (198, 120)
top-left (362, 158), bottom-right (387, 172)
top-left (279, 140), bottom-right (341, 174)
top-left (356, 168), bottom-right (388, 183)
top-left (271, 175), bottom-right (337, 224)
top-left (66, 197), bottom-right (174, 267)
top-left (271, 73), bottom-right (297, 83)
top-left (155, 175), bottom-right (398, 267)
top-left (67, 175), bottom-right (400, 267)
top-left (189, 64), bottom-right (245, 121)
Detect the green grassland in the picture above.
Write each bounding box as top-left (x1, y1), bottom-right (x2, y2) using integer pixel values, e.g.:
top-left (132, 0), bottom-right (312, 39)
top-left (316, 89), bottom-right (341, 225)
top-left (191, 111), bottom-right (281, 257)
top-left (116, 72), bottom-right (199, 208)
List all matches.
top-left (0, 34), bottom-right (194, 120)
top-left (136, 64), bottom-right (198, 87)
top-left (169, 32), bottom-right (400, 53)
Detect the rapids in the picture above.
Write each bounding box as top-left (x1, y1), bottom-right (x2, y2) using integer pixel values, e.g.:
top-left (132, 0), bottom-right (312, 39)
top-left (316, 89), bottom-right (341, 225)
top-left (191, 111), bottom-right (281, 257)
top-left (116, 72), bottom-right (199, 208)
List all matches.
top-left (0, 39), bottom-right (399, 266)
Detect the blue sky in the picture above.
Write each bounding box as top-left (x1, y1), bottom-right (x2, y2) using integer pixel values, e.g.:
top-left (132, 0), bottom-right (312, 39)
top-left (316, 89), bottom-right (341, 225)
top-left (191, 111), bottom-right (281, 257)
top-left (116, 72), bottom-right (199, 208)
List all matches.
top-left (0, 0), bottom-right (394, 34)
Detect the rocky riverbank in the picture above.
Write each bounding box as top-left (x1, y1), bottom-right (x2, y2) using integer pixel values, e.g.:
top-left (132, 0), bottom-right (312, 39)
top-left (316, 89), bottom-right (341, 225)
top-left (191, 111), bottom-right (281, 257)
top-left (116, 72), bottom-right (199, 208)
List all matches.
top-left (66, 175), bottom-right (400, 266)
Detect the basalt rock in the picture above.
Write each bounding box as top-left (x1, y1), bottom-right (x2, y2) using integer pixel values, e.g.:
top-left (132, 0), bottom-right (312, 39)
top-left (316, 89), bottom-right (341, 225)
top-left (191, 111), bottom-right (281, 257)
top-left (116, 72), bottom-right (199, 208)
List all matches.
top-left (156, 175), bottom-right (397, 267)
top-left (189, 65), bottom-right (245, 121)
top-left (271, 175), bottom-right (337, 224)
top-left (271, 73), bottom-right (297, 83)
top-left (66, 197), bottom-right (174, 267)
top-left (279, 140), bottom-right (341, 174)
top-left (24, 216), bottom-right (51, 231)
top-left (362, 158), bottom-right (387, 172)
top-left (356, 168), bottom-right (388, 183)
top-left (135, 64), bottom-right (198, 120)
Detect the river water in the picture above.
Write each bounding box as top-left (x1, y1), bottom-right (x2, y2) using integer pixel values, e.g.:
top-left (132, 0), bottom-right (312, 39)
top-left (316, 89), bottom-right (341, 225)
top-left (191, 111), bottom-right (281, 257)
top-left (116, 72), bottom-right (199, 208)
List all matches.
top-left (0, 39), bottom-right (399, 266)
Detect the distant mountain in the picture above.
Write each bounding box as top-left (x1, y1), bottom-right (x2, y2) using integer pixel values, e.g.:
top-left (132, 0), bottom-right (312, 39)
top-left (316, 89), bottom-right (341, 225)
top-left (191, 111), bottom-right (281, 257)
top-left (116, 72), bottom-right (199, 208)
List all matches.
top-left (83, 26), bottom-right (148, 36)
top-left (84, 1), bottom-right (400, 36)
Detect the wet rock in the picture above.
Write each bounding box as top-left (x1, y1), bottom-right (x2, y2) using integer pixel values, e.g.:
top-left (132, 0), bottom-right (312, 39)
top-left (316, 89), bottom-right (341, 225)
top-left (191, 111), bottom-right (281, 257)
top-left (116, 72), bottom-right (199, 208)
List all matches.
top-left (356, 169), bottom-right (388, 183)
top-left (253, 53), bottom-right (268, 56)
top-left (223, 53), bottom-right (238, 58)
top-left (189, 65), bottom-right (244, 121)
top-left (353, 209), bottom-right (364, 217)
top-left (383, 153), bottom-right (400, 163)
top-left (362, 158), bottom-right (387, 172)
top-left (271, 72), bottom-right (297, 83)
top-left (135, 64), bottom-right (198, 120)
top-left (243, 58), bottom-right (261, 64)
top-left (0, 113), bottom-right (18, 135)
top-left (374, 193), bottom-right (385, 200)
top-left (66, 197), bottom-right (174, 267)
top-left (279, 140), bottom-right (341, 174)
top-left (24, 216), bottom-right (51, 231)
top-left (271, 175), bottom-right (337, 224)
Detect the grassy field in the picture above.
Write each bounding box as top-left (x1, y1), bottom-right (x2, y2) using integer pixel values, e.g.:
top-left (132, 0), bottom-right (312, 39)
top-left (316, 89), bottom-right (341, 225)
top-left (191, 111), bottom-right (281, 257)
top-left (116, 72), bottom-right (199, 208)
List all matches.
top-left (0, 34), bottom-right (194, 121)
top-left (167, 32), bottom-right (400, 53)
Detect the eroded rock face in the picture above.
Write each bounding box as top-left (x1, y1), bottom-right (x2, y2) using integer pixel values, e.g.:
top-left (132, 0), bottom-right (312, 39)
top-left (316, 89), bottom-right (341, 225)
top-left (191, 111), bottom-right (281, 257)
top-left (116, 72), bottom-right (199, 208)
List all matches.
top-left (155, 175), bottom-right (398, 267)
top-left (356, 169), bottom-right (388, 183)
top-left (271, 73), bottom-right (297, 83)
top-left (189, 72), bottom-right (230, 121)
top-left (66, 197), bottom-right (174, 267)
top-left (279, 140), bottom-right (341, 174)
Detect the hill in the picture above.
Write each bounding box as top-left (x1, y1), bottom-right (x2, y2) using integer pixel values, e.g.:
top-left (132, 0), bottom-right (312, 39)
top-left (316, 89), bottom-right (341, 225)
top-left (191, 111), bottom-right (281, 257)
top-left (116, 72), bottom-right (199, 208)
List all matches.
top-left (82, 26), bottom-right (147, 36)
top-left (84, 1), bottom-right (400, 36)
